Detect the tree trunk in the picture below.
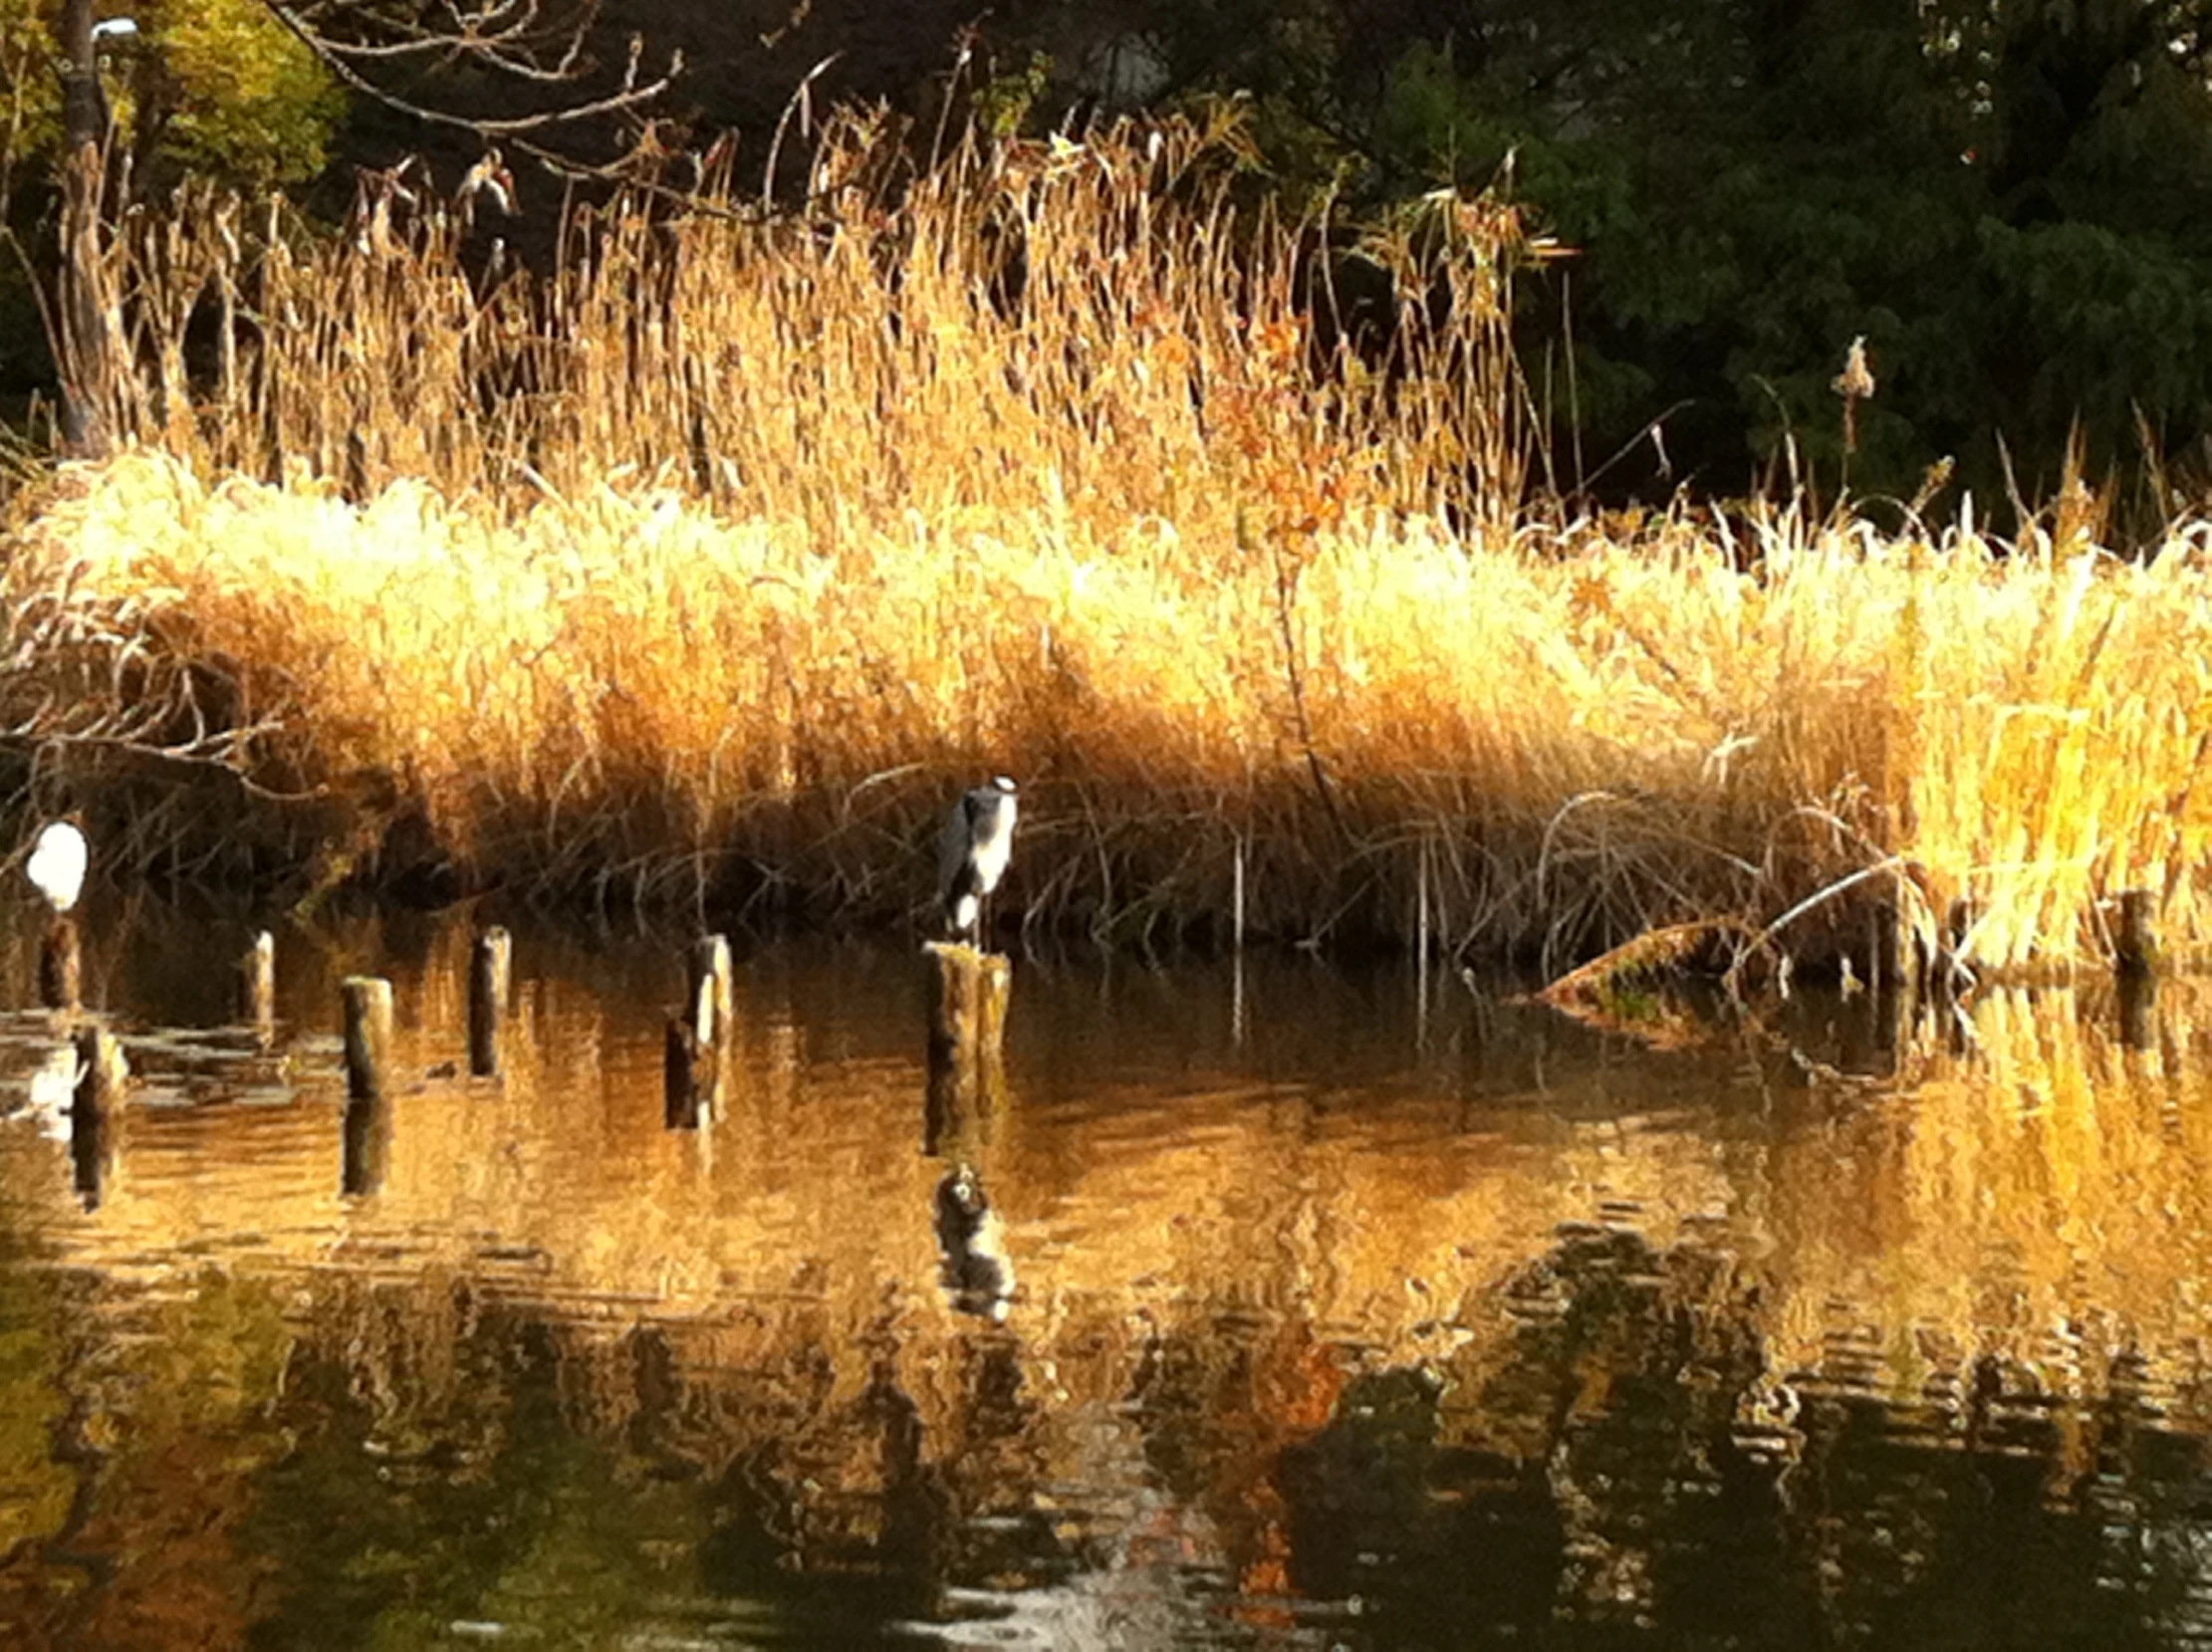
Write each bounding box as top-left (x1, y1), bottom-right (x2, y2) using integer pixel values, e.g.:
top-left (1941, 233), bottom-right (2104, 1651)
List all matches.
top-left (57, 0), bottom-right (111, 456)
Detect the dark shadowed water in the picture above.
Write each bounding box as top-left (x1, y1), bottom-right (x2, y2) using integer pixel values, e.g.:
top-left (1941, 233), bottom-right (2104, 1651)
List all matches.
top-left (3, 888), bottom-right (2212, 1649)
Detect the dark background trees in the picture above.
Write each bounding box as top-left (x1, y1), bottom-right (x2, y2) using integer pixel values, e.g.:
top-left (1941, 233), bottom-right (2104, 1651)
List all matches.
top-left (1069, 0), bottom-right (2212, 517)
top-left (13, 0), bottom-right (2212, 519)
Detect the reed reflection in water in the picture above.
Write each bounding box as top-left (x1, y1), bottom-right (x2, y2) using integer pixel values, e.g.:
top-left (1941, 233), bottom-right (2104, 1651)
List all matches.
top-left (1, 897), bottom-right (2212, 1646)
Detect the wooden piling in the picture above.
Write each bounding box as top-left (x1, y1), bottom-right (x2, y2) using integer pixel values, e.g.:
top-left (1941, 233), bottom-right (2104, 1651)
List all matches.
top-left (38, 914), bottom-right (80, 1013)
top-left (342, 1094), bottom-right (391, 1196)
top-left (2117, 967), bottom-right (2158, 1052)
top-left (70, 1025), bottom-right (124, 1208)
top-left (664, 1017), bottom-right (711, 1129)
top-left (923, 941), bottom-right (1012, 1145)
top-left (239, 930), bottom-right (275, 1037)
top-left (1232, 835), bottom-right (1246, 954)
top-left (70, 1025), bottom-right (125, 1112)
top-left (661, 935), bottom-right (733, 1130)
top-left (2115, 888), bottom-right (2160, 977)
top-left (468, 927), bottom-right (512, 1077)
top-left (342, 976), bottom-right (394, 1102)
top-left (924, 941), bottom-right (1011, 1066)
top-left (1862, 894), bottom-right (1916, 1076)
top-left (687, 934), bottom-right (734, 1052)
top-left (1867, 896), bottom-right (1901, 1003)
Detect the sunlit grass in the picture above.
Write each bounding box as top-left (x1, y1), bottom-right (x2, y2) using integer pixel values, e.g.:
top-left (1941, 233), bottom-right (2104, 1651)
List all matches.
top-left (7, 114), bottom-right (2212, 970)
top-left (17, 450), bottom-right (2212, 971)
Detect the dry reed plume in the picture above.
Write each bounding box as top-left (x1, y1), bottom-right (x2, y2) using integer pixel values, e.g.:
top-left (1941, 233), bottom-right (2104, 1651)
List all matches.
top-left (6, 115), bottom-right (2212, 974)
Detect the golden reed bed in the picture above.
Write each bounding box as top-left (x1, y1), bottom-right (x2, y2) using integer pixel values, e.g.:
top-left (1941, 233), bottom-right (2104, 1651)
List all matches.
top-left (5, 115), bottom-right (2211, 973)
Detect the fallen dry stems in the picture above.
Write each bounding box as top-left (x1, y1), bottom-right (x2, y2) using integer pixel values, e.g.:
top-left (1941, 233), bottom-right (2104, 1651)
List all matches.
top-left (5, 117), bottom-right (2212, 973)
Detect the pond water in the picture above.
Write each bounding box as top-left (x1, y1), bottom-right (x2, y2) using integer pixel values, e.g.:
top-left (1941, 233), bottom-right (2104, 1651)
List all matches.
top-left (2, 891), bottom-right (2211, 1649)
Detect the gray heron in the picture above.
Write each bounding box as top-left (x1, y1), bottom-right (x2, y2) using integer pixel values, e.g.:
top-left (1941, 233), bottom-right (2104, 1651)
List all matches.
top-left (27, 821), bottom-right (87, 914)
top-left (938, 776), bottom-right (1018, 941)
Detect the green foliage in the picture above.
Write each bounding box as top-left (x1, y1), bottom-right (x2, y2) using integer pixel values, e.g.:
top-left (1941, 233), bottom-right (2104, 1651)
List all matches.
top-left (1371, 41), bottom-right (1515, 189)
top-left (1093, 0), bottom-right (2212, 517)
top-left (1978, 218), bottom-right (2212, 458)
top-left (0, 0), bottom-right (340, 402)
top-left (0, 0), bottom-right (337, 192)
top-left (140, 0), bottom-right (345, 188)
top-left (0, 1), bottom-right (64, 175)
top-left (975, 50), bottom-right (1053, 137)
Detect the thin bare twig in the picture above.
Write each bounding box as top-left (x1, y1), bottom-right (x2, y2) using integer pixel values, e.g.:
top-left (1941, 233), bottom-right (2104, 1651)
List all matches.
top-left (268, 2), bottom-right (681, 139)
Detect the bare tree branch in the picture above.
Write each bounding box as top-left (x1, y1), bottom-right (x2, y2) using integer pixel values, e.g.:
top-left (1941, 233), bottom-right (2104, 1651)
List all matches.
top-left (280, 0), bottom-right (591, 78)
top-left (267, 1), bottom-right (682, 142)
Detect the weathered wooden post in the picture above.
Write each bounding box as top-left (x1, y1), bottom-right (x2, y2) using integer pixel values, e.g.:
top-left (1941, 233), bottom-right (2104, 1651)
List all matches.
top-left (922, 941), bottom-right (1011, 1149)
top-left (342, 976), bottom-right (393, 1101)
top-left (342, 1089), bottom-right (391, 1197)
top-left (239, 930), bottom-right (275, 1042)
top-left (2114, 888), bottom-right (2160, 977)
top-left (2117, 968), bottom-right (2158, 1052)
top-left (2106, 888), bottom-right (2162, 1049)
top-left (341, 976), bottom-right (393, 1196)
top-left (38, 914), bottom-right (80, 1013)
top-left (1867, 895), bottom-right (1903, 1002)
top-left (70, 1024), bottom-right (124, 1208)
top-left (687, 935), bottom-right (734, 1051)
top-left (1865, 895), bottom-right (1916, 1078)
top-left (663, 935), bottom-right (733, 1129)
top-left (664, 1018), bottom-right (711, 1129)
top-left (56, 0), bottom-right (114, 458)
top-left (468, 927), bottom-right (512, 1077)
top-left (924, 942), bottom-right (1011, 1065)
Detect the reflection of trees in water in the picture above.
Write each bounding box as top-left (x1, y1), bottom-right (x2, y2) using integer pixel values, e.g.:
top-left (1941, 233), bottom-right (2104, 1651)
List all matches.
top-left (1777, 1346), bottom-right (2212, 1649)
top-left (1491, 1227), bottom-right (1793, 1640)
top-left (17, 1235), bottom-right (2212, 1646)
top-left (1270, 1225), bottom-right (1767, 1642)
top-left (1269, 1223), bottom-right (2212, 1647)
top-left (241, 1302), bottom-right (620, 1649)
top-left (1128, 1299), bottom-right (1343, 1612)
top-left (1280, 1363), bottom-right (1566, 1638)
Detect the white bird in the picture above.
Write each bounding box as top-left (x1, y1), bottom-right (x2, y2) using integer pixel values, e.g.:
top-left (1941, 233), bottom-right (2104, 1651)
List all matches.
top-left (937, 777), bottom-right (1018, 940)
top-left (27, 821), bottom-right (87, 914)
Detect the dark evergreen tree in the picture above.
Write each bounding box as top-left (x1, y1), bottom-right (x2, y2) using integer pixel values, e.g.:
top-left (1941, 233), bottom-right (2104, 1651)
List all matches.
top-left (1072, 0), bottom-right (2212, 518)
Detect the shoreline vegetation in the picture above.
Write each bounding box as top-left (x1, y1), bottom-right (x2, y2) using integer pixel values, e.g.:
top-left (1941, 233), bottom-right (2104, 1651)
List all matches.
top-left (5, 115), bottom-right (2211, 981)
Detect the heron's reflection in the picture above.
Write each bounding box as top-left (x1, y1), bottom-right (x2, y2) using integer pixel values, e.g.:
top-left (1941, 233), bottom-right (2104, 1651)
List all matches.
top-left (934, 1163), bottom-right (1015, 1322)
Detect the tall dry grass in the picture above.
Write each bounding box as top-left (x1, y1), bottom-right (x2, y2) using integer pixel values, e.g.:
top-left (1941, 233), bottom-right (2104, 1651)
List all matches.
top-left (48, 110), bottom-right (1523, 541)
top-left (6, 115), bottom-right (2212, 973)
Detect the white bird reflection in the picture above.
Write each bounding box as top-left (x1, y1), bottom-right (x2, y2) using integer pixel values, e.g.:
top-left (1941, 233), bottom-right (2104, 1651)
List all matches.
top-left (25, 1040), bottom-right (83, 1140)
